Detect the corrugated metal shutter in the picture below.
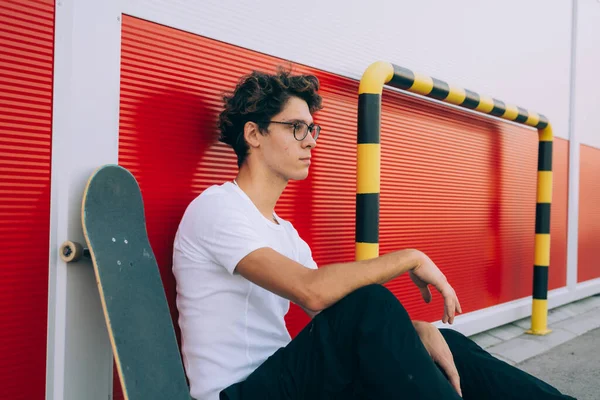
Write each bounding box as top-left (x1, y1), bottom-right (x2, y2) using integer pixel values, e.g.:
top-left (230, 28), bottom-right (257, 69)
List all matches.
top-left (0, 1), bottom-right (54, 398)
top-left (549, 139), bottom-right (568, 290)
top-left (118, 15), bottom-right (569, 396)
top-left (358, 95), bottom-right (566, 319)
top-left (578, 144), bottom-right (600, 282)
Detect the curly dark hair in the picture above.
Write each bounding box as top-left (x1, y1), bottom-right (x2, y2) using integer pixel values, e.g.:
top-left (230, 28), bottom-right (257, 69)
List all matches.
top-left (218, 67), bottom-right (323, 167)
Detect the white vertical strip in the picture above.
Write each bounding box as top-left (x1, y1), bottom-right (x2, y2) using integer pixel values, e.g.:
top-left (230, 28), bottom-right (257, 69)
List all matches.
top-left (47, 0), bottom-right (122, 399)
top-left (46, 2), bottom-right (73, 397)
top-left (566, 0), bottom-right (580, 291)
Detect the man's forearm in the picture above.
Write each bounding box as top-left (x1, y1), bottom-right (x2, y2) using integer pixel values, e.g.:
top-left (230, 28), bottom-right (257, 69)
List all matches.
top-left (306, 248), bottom-right (423, 312)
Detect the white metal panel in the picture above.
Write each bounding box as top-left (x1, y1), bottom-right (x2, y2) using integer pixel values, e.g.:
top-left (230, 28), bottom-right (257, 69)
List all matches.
top-left (123, 0), bottom-right (572, 139)
top-left (47, 0), bottom-right (121, 399)
top-left (439, 277), bottom-right (600, 336)
top-left (567, 0), bottom-right (580, 292)
top-left (573, 0), bottom-right (600, 149)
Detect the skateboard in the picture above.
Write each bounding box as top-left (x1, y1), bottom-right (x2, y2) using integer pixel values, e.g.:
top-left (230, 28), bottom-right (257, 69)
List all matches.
top-left (60, 164), bottom-right (190, 400)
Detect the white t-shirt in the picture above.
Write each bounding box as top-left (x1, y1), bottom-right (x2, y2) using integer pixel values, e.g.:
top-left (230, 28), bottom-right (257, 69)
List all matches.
top-left (172, 182), bottom-right (318, 400)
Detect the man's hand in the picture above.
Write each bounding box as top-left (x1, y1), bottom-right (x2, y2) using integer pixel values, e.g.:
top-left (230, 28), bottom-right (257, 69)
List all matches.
top-left (409, 252), bottom-right (462, 324)
top-left (413, 321), bottom-right (462, 397)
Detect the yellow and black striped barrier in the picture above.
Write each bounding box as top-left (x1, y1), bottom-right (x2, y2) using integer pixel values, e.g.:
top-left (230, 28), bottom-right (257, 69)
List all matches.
top-left (356, 61), bottom-right (553, 335)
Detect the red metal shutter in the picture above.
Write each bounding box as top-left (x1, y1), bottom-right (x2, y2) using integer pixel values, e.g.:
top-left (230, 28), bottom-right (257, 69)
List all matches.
top-left (578, 144), bottom-right (600, 282)
top-left (549, 138), bottom-right (568, 291)
top-left (375, 95), bottom-right (568, 318)
top-left (0, 1), bottom-right (54, 398)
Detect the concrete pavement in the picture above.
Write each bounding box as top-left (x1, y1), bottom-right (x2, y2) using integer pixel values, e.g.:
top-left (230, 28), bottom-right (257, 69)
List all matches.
top-left (469, 294), bottom-right (600, 399)
top-left (518, 327), bottom-right (600, 400)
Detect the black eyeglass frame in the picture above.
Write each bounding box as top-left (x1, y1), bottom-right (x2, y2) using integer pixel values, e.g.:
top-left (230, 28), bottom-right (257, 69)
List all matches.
top-left (259, 120), bottom-right (321, 141)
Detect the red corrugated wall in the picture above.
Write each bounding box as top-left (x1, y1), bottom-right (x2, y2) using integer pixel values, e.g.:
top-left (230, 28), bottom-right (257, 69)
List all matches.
top-left (0, 1), bottom-right (54, 399)
top-left (375, 109), bottom-right (569, 317)
top-left (117, 15), bottom-right (569, 396)
top-left (550, 139), bottom-right (569, 291)
top-left (578, 144), bottom-right (600, 282)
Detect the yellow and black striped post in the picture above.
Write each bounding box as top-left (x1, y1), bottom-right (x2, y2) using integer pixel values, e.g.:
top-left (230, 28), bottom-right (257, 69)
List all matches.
top-left (356, 61), bottom-right (553, 335)
top-left (530, 125), bottom-right (553, 335)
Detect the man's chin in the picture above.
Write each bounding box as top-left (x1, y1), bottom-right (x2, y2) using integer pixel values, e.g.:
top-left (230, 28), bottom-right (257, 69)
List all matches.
top-left (288, 170), bottom-right (310, 181)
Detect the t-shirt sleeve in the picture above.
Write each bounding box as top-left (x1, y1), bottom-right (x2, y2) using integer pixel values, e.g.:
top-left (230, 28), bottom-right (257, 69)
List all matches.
top-left (191, 194), bottom-right (269, 275)
top-left (296, 232), bottom-right (318, 270)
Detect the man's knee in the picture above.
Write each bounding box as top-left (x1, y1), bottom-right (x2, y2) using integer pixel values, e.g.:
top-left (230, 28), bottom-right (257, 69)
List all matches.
top-left (319, 285), bottom-right (414, 345)
top-left (346, 284), bottom-right (398, 306)
top-left (333, 284), bottom-right (410, 322)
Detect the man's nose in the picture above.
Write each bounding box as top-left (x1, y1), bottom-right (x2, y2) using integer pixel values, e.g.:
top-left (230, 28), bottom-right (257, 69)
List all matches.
top-left (304, 134), bottom-right (317, 148)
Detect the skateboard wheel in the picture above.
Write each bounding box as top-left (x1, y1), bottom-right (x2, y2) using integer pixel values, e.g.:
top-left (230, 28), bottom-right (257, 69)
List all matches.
top-left (60, 240), bottom-right (84, 263)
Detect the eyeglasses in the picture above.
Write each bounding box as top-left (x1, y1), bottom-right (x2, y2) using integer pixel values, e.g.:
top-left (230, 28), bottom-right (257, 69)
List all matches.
top-left (260, 120), bottom-right (321, 141)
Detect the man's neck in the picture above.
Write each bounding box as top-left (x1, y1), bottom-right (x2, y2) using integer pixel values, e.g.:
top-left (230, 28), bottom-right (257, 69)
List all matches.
top-left (234, 166), bottom-right (286, 222)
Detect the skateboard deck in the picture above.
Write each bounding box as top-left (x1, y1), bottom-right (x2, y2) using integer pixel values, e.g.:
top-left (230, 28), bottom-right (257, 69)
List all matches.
top-left (81, 164), bottom-right (190, 399)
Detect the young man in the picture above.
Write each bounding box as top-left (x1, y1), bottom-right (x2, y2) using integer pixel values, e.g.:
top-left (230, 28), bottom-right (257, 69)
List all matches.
top-left (173, 69), bottom-right (574, 399)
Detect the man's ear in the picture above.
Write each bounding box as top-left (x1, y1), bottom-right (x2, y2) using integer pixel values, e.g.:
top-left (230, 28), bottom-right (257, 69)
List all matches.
top-left (244, 121), bottom-right (261, 149)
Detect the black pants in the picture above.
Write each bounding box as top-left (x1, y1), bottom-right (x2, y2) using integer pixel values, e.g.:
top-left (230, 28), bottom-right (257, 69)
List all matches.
top-left (221, 285), bottom-right (575, 399)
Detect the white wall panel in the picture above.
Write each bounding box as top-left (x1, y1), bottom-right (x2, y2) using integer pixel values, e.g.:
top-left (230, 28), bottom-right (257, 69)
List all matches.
top-left (574, 0), bottom-right (600, 149)
top-left (123, 0), bottom-right (572, 139)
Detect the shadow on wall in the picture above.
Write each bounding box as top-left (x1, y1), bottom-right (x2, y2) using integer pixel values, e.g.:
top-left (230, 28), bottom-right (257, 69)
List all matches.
top-left (121, 87), bottom-right (220, 333)
top-left (115, 87), bottom-right (225, 399)
top-left (487, 125), bottom-right (503, 302)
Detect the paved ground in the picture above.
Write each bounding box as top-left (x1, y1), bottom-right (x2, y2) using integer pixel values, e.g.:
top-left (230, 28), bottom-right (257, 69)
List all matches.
top-left (518, 327), bottom-right (600, 400)
top-left (469, 294), bottom-right (600, 399)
